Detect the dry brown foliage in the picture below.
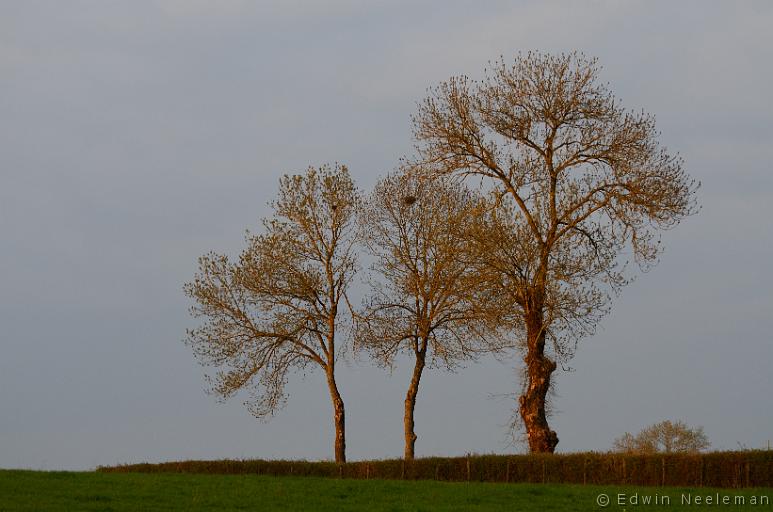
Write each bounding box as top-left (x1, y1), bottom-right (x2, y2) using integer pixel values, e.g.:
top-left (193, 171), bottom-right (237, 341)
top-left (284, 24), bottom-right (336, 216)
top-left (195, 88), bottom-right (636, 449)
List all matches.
top-left (184, 164), bottom-right (359, 463)
top-left (411, 52), bottom-right (700, 452)
top-left (614, 420), bottom-right (711, 454)
top-left (357, 171), bottom-right (508, 459)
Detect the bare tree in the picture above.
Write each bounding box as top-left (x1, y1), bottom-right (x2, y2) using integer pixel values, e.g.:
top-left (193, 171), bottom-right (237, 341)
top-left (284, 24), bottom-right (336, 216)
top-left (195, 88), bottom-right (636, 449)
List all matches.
top-left (613, 420), bottom-right (710, 454)
top-left (358, 171), bottom-right (504, 460)
top-left (184, 164), bottom-right (359, 463)
top-left (412, 52), bottom-right (700, 452)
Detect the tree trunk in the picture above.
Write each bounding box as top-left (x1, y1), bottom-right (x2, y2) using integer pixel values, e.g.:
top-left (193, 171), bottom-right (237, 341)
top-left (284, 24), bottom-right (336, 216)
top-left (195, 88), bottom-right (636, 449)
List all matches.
top-left (326, 370), bottom-right (346, 463)
top-left (404, 350), bottom-right (426, 460)
top-left (518, 305), bottom-right (559, 453)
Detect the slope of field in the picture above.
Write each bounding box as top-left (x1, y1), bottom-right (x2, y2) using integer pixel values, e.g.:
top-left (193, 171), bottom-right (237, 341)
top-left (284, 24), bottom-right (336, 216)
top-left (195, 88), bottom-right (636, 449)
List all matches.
top-left (1, 470), bottom-right (771, 511)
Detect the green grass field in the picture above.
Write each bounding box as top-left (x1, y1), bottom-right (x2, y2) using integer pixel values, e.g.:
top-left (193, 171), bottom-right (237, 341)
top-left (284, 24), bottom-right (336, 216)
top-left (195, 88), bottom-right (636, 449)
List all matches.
top-left (0, 470), bottom-right (770, 511)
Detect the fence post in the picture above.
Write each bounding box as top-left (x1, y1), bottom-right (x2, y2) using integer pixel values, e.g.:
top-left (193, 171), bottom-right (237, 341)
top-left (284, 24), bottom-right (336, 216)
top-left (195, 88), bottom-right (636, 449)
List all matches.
top-left (506, 460), bottom-right (510, 483)
top-left (401, 460), bottom-right (405, 480)
top-left (366, 463), bottom-right (370, 480)
top-left (746, 460), bottom-right (751, 487)
top-left (622, 458), bottom-right (626, 484)
top-left (583, 459), bottom-right (587, 485)
top-left (435, 464), bottom-right (440, 481)
top-left (466, 457), bottom-right (471, 482)
top-left (542, 459), bottom-right (546, 483)
top-left (661, 458), bottom-right (665, 487)
top-left (699, 458), bottom-right (703, 487)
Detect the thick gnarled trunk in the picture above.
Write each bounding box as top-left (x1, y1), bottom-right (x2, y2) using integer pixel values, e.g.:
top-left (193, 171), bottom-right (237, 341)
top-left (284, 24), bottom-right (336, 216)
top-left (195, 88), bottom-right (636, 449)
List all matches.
top-left (518, 304), bottom-right (559, 453)
top-left (326, 370), bottom-right (346, 463)
top-left (404, 351), bottom-right (426, 460)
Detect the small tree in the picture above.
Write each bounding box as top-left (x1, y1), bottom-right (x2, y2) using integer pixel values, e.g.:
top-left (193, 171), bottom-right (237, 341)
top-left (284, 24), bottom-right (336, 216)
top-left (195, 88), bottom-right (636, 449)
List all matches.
top-left (412, 52), bottom-right (700, 452)
top-left (358, 171), bottom-right (504, 460)
top-left (184, 164), bottom-right (359, 463)
top-left (613, 420), bottom-right (710, 454)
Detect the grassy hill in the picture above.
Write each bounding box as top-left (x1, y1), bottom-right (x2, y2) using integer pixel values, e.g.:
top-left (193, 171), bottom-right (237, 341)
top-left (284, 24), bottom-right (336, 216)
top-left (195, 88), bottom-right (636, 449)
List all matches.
top-left (1, 469), bottom-right (771, 511)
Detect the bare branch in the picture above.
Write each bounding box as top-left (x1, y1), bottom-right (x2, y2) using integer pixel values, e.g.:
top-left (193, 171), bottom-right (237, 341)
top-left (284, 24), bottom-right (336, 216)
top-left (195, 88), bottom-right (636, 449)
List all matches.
top-left (184, 164), bottom-right (360, 463)
top-left (411, 52), bottom-right (699, 453)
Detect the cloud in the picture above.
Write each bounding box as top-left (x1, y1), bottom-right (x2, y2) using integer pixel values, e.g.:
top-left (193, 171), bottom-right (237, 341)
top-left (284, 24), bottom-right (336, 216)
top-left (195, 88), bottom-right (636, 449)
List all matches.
top-left (1, 0), bottom-right (772, 468)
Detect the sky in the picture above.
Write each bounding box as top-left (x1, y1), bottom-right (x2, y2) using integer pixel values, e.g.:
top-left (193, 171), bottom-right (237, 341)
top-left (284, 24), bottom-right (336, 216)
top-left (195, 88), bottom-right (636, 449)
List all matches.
top-left (1, 0), bottom-right (772, 470)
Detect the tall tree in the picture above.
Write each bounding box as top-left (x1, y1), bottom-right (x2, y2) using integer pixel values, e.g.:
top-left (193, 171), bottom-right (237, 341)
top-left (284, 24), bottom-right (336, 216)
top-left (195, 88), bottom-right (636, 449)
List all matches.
top-left (358, 172), bottom-right (503, 460)
top-left (412, 52), bottom-right (699, 452)
top-left (184, 164), bottom-right (359, 463)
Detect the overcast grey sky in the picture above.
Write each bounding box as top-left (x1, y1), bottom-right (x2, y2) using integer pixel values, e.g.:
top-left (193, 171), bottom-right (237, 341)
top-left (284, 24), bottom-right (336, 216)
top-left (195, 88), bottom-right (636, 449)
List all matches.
top-left (1, 0), bottom-right (772, 470)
